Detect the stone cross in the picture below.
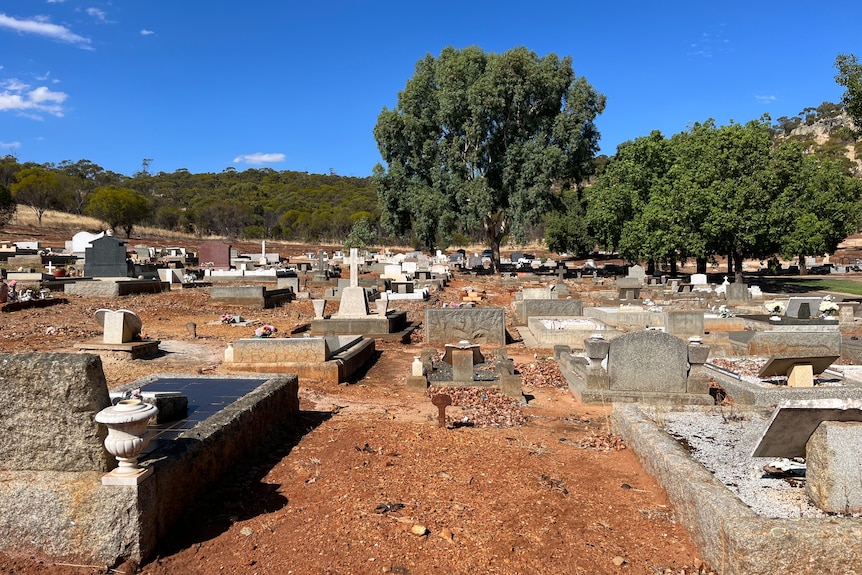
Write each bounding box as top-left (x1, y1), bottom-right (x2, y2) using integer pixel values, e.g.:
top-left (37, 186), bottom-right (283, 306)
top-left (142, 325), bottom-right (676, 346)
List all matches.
top-left (45, 261), bottom-right (55, 274)
top-left (350, 247), bottom-right (359, 288)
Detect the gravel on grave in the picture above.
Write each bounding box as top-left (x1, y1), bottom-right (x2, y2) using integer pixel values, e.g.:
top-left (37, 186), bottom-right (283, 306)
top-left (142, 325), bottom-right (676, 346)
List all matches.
top-left (654, 408), bottom-right (829, 519)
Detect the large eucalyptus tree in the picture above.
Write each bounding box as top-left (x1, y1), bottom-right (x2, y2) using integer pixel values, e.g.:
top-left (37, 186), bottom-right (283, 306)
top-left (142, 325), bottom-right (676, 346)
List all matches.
top-left (373, 46), bottom-right (605, 267)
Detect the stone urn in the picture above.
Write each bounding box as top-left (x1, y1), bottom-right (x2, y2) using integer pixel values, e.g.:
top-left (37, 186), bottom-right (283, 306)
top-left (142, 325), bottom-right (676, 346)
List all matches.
top-left (584, 334), bottom-right (610, 362)
top-left (687, 337), bottom-right (710, 365)
top-left (95, 399), bottom-right (158, 484)
top-left (312, 298), bottom-right (326, 319)
top-left (376, 295), bottom-right (389, 316)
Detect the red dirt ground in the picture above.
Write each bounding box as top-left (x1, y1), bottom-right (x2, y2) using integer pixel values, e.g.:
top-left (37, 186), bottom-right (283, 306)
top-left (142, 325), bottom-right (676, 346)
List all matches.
top-left (0, 225), bottom-right (713, 575)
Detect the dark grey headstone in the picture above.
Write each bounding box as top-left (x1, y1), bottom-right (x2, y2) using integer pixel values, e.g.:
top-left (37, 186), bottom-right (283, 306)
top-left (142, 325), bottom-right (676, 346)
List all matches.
top-left (84, 236), bottom-right (131, 278)
top-left (0, 353), bottom-right (112, 471)
top-left (786, 297), bottom-right (822, 319)
top-left (607, 331), bottom-right (689, 393)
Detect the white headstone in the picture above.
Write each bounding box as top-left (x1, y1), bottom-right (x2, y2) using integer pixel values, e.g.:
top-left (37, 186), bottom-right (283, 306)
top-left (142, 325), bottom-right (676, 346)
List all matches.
top-left (350, 247), bottom-right (359, 288)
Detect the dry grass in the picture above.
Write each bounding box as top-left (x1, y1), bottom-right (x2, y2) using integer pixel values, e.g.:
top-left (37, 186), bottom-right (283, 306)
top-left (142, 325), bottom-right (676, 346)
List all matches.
top-left (6, 205), bottom-right (551, 255)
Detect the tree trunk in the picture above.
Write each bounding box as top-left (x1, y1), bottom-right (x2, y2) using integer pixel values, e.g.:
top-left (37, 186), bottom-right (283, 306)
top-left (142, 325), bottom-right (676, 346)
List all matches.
top-left (669, 256), bottom-right (678, 277)
top-left (798, 254), bottom-right (808, 276)
top-left (733, 248), bottom-right (744, 284)
top-left (696, 257), bottom-right (707, 274)
top-left (483, 210), bottom-right (506, 274)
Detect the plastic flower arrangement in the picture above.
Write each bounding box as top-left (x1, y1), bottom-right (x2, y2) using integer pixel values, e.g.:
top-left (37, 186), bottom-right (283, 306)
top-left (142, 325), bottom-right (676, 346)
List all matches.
top-left (254, 324), bottom-right (278, 338)
top-left (765, 301), bottom-right (785, 315)
top-left (221, 313), bottom-right (235, 324)
top-left (819, 299), bottom-right (839, 316)
top-left (718, 305), bottom-right (735, 318)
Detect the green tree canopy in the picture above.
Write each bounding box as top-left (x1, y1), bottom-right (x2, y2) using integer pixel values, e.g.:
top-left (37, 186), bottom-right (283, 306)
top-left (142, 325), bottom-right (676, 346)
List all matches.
top-left (373, 45), bottom-right (605, 267)
top-left (0, 182), bottom-right (15, 229)
top-left (10, 167), bottom-right (68, 225)
top-left (344, 217), bottom-right (376, 249)
top-left (835, 53), bottom-right (862, 133)
top-left (85, 187), bottom-right (150, 238)
top-left (768, 141), bottom-right (862, 272)
top-left (544, 188), bottom-right (591, 255)
top-left (588, 117), bottom-right (789, 280)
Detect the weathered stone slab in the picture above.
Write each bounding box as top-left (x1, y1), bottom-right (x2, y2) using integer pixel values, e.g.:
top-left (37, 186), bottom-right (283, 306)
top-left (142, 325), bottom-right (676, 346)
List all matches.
top-left (752, 398), bottom-right (862, 458)
top-left (617, 277), bottom-right (641, 289)
top-left (521, 287), bottom-right (552, 300)
top-left (335, 285), bottom-right (370, 317)
top-left (516, 298), bottom-right (583, 324)
top-left (95, 308), bottom-right (142, 343)
top-left (0, 353), bottom-right (112, 471)
top-left (806, 420), bottom-right (862, 513)
top-left (607, 331), bottom-right (689, 393)
top-left (425, 307), bottom-right (507, 345)
top-left (627, 264), bottom-right (646, 280)
top-left (725, 282), bottom-right (750, 303)
top-left (665, 311), bottom-right (704, 337)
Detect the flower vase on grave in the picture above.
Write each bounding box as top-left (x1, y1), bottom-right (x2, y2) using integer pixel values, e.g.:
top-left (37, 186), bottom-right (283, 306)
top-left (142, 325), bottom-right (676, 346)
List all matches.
top-left (412, 356), bottom-right (425, 377)
top-left (95, 399), bottom-right (158, 485)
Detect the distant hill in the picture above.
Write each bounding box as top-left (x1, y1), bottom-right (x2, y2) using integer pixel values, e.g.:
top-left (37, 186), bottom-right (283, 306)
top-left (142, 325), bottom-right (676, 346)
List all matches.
top-left (775, 105), bottom-right (862, 177)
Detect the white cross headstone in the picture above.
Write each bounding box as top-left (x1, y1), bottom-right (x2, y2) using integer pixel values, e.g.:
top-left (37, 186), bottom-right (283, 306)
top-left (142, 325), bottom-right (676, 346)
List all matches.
top-left (45, 261), bottom-right (55, 274)
top-left (350, 247), bottom-right (359, 288)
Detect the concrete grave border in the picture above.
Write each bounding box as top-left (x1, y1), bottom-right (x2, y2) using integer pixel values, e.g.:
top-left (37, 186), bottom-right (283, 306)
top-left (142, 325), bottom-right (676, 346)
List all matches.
top-left (612, 404), bottom-right (862, 575)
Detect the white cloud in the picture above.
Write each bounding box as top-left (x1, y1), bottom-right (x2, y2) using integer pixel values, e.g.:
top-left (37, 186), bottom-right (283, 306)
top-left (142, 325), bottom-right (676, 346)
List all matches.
top-left (0, 80), bottom-right (68, 119)
top-left (233, 153), bottom-right (286, 165)
top-left (755, 95), bottom-right (777, 104)
top-left (0, 141), bottom-right (21, 150)
top-left (46, 0), bottom-right (66, 3)
top-left (0, 12), bottom-right (92, 49)
top-left (2, 78), bottom-right (30, 91)
top-left (85, 7), bottom-right (107, 22)
top-left (140, 29), bottom-right (155, 36)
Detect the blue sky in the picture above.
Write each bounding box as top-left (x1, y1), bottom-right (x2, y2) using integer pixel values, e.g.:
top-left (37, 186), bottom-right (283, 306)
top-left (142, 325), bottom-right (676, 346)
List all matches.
top-left (1, 1), bottom-right (860, 178)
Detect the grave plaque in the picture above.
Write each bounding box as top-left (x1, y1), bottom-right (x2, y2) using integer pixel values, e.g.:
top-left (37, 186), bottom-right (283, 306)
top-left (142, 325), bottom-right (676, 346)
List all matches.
top-left (752, 398), bottom-right (862, 458)
top-left (757, 354), bottom-right (839, 388)
top-left (785, 297), bottom-right (822, 319)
